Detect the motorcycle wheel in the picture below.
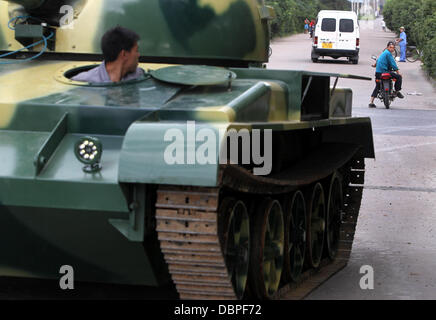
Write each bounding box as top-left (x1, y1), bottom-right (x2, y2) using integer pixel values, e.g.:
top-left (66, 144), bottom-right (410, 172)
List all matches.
top-left (383, 91), bottom-right (390, 109)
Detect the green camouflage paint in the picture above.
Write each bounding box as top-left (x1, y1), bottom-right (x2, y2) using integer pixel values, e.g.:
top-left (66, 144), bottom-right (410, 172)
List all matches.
top-left (0, 26), bottom-right (5, 48)
top-left (158, 0), bottom-right (257, 57)
top-left (100, 0), bottom-right (266, 62)
top-left (1, 0), bottom-right (268, 62)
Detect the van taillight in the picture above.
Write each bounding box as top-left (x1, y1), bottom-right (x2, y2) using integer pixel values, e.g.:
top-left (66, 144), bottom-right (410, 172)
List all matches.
top-left (314, 36), bottom-right (318, 45)
top-left (356, 38), bottom-right (360, 46)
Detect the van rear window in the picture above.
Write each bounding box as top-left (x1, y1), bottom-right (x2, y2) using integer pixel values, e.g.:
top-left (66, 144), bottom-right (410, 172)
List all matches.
top-left (339, 19), bottom-right (354, 32)
top-left (321, 18), bottom-right (336, 32)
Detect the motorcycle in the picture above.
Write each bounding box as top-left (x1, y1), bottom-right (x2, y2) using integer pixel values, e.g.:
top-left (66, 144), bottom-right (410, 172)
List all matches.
top-left (371, 55), bottom-right (397, 109)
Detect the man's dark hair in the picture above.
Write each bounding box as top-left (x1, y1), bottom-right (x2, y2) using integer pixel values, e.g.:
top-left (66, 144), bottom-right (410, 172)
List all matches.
top-left (387, 41), bottom-right (395, 47)
top-left (101, 26), bottom-right (140, 62)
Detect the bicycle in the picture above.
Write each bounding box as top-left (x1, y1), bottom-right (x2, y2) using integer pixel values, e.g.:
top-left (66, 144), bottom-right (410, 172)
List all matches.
top-left (405, 46), bottom-right (422, 62)
top-left (390, 41), bottom-right (422, 62)
top-left (389, 39), bottom-right (400, 58)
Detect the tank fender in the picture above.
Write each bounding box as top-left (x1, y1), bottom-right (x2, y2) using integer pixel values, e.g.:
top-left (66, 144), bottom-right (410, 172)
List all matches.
top-left (322, 119), bottom-right (375, 159)
top-left (118, 121), bottom-right (230, 187)
top-left (329, 88), bottom-right (352, 117)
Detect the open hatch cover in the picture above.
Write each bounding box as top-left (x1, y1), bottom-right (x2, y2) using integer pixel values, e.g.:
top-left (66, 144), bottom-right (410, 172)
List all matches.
top-left (150, 65), bottom-right (237, 86)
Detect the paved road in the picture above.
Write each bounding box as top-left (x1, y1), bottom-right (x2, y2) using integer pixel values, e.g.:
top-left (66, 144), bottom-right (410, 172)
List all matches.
top-left (267, 19), bottom-right (435, 111)
top-left (268, 18), bottom-right (436, 299)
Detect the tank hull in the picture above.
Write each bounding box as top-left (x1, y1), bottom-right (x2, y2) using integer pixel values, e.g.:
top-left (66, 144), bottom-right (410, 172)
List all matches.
top-left (0, 205), bottom-right (168, 285)
top-left (0, 0), bottom-right (374, 298)
top-left (0, 59), bottom-right (373, 292)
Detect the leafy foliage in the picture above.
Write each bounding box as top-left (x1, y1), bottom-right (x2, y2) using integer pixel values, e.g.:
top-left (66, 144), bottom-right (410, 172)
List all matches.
top-left (383, 0), bottom-right (436, 78)
top-left (319, 0), bottom-right (350, 11)
top-left (266, 0), bottom-right (349, 37)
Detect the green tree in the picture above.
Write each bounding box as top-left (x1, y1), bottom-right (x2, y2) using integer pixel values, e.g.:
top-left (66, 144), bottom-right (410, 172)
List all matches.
top-left (384, 0), bottom-right (436, 78)
top-left (319, 0), bottom-right (351, 11)
top-left (266, 0), bottom-right (322, 37)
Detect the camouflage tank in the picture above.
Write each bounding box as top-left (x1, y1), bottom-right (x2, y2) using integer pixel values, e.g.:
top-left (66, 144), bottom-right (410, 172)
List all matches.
top-left (0, 0), bottom-right (374, 299)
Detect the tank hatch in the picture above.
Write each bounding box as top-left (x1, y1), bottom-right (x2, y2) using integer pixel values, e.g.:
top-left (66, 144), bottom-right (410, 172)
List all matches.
top-left (150, 65), bottom-right (236, 86)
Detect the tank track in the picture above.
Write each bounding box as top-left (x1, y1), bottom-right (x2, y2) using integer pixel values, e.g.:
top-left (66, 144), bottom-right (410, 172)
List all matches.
top-left (155, 157), bottom-right (365, 300)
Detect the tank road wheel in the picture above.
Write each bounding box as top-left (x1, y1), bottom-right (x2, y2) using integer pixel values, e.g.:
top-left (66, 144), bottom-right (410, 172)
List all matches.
top-left (251, 199), bottom-right (284, 299)
top-left (305, 183), bottom-right (326, 269)
top-left (284, 191), bottom-right (307, 282)
top-left (219, 198), bottom-right (250, 299)
top-left (325, 173), bottom-right (343, 260)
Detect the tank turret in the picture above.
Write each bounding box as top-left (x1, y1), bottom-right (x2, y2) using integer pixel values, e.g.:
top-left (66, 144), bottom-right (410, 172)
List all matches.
top-left (0, 0), bottom-right (374, 300)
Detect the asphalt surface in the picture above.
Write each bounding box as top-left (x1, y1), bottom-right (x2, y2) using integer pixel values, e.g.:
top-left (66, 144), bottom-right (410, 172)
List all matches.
top-left (267, 17), bottom-right (436, 300)
top-left (1, 18), bottom-right (435, 301)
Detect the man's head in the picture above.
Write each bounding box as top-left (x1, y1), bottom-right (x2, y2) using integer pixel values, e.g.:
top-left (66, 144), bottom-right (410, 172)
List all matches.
top-left (386, 41), bottom-right (396, 53)
top-left (400, 27), bottom-right (405, 32)
top-left (101, 26), bottom-right (140, 73)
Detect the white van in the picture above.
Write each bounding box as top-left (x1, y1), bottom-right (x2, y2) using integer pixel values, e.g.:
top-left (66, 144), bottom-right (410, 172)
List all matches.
top-left (311, 10), bottom-right (360, 64)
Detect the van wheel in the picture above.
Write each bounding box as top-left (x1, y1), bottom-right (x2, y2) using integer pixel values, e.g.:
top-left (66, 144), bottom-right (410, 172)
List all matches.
top-left (350, 56), bottom-right (359, 64)
top-left (312, 58), bottom-right (318, 63)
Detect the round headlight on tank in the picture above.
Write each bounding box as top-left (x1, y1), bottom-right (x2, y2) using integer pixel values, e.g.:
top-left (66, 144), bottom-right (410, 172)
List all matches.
top-left (74, 136), bottom-right (103, 173)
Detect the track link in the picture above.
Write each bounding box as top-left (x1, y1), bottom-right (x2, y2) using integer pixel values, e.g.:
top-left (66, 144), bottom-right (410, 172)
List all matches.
top-left (155, 187), bottom-right (236, 300)
top-left (156, 158), bottom-right (365, 300)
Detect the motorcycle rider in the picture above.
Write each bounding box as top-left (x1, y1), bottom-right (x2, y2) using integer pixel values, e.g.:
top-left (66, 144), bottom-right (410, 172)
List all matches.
top-left (369, 41), bottom-right (404, 108)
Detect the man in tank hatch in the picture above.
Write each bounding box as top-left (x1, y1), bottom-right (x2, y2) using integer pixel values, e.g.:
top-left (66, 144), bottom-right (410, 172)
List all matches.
top-left (72, 26), bottom-right (145, 83)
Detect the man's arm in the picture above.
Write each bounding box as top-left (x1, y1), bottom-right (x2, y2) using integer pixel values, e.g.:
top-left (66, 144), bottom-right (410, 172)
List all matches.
top-left (386, 52), bottom-right (399, 71)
